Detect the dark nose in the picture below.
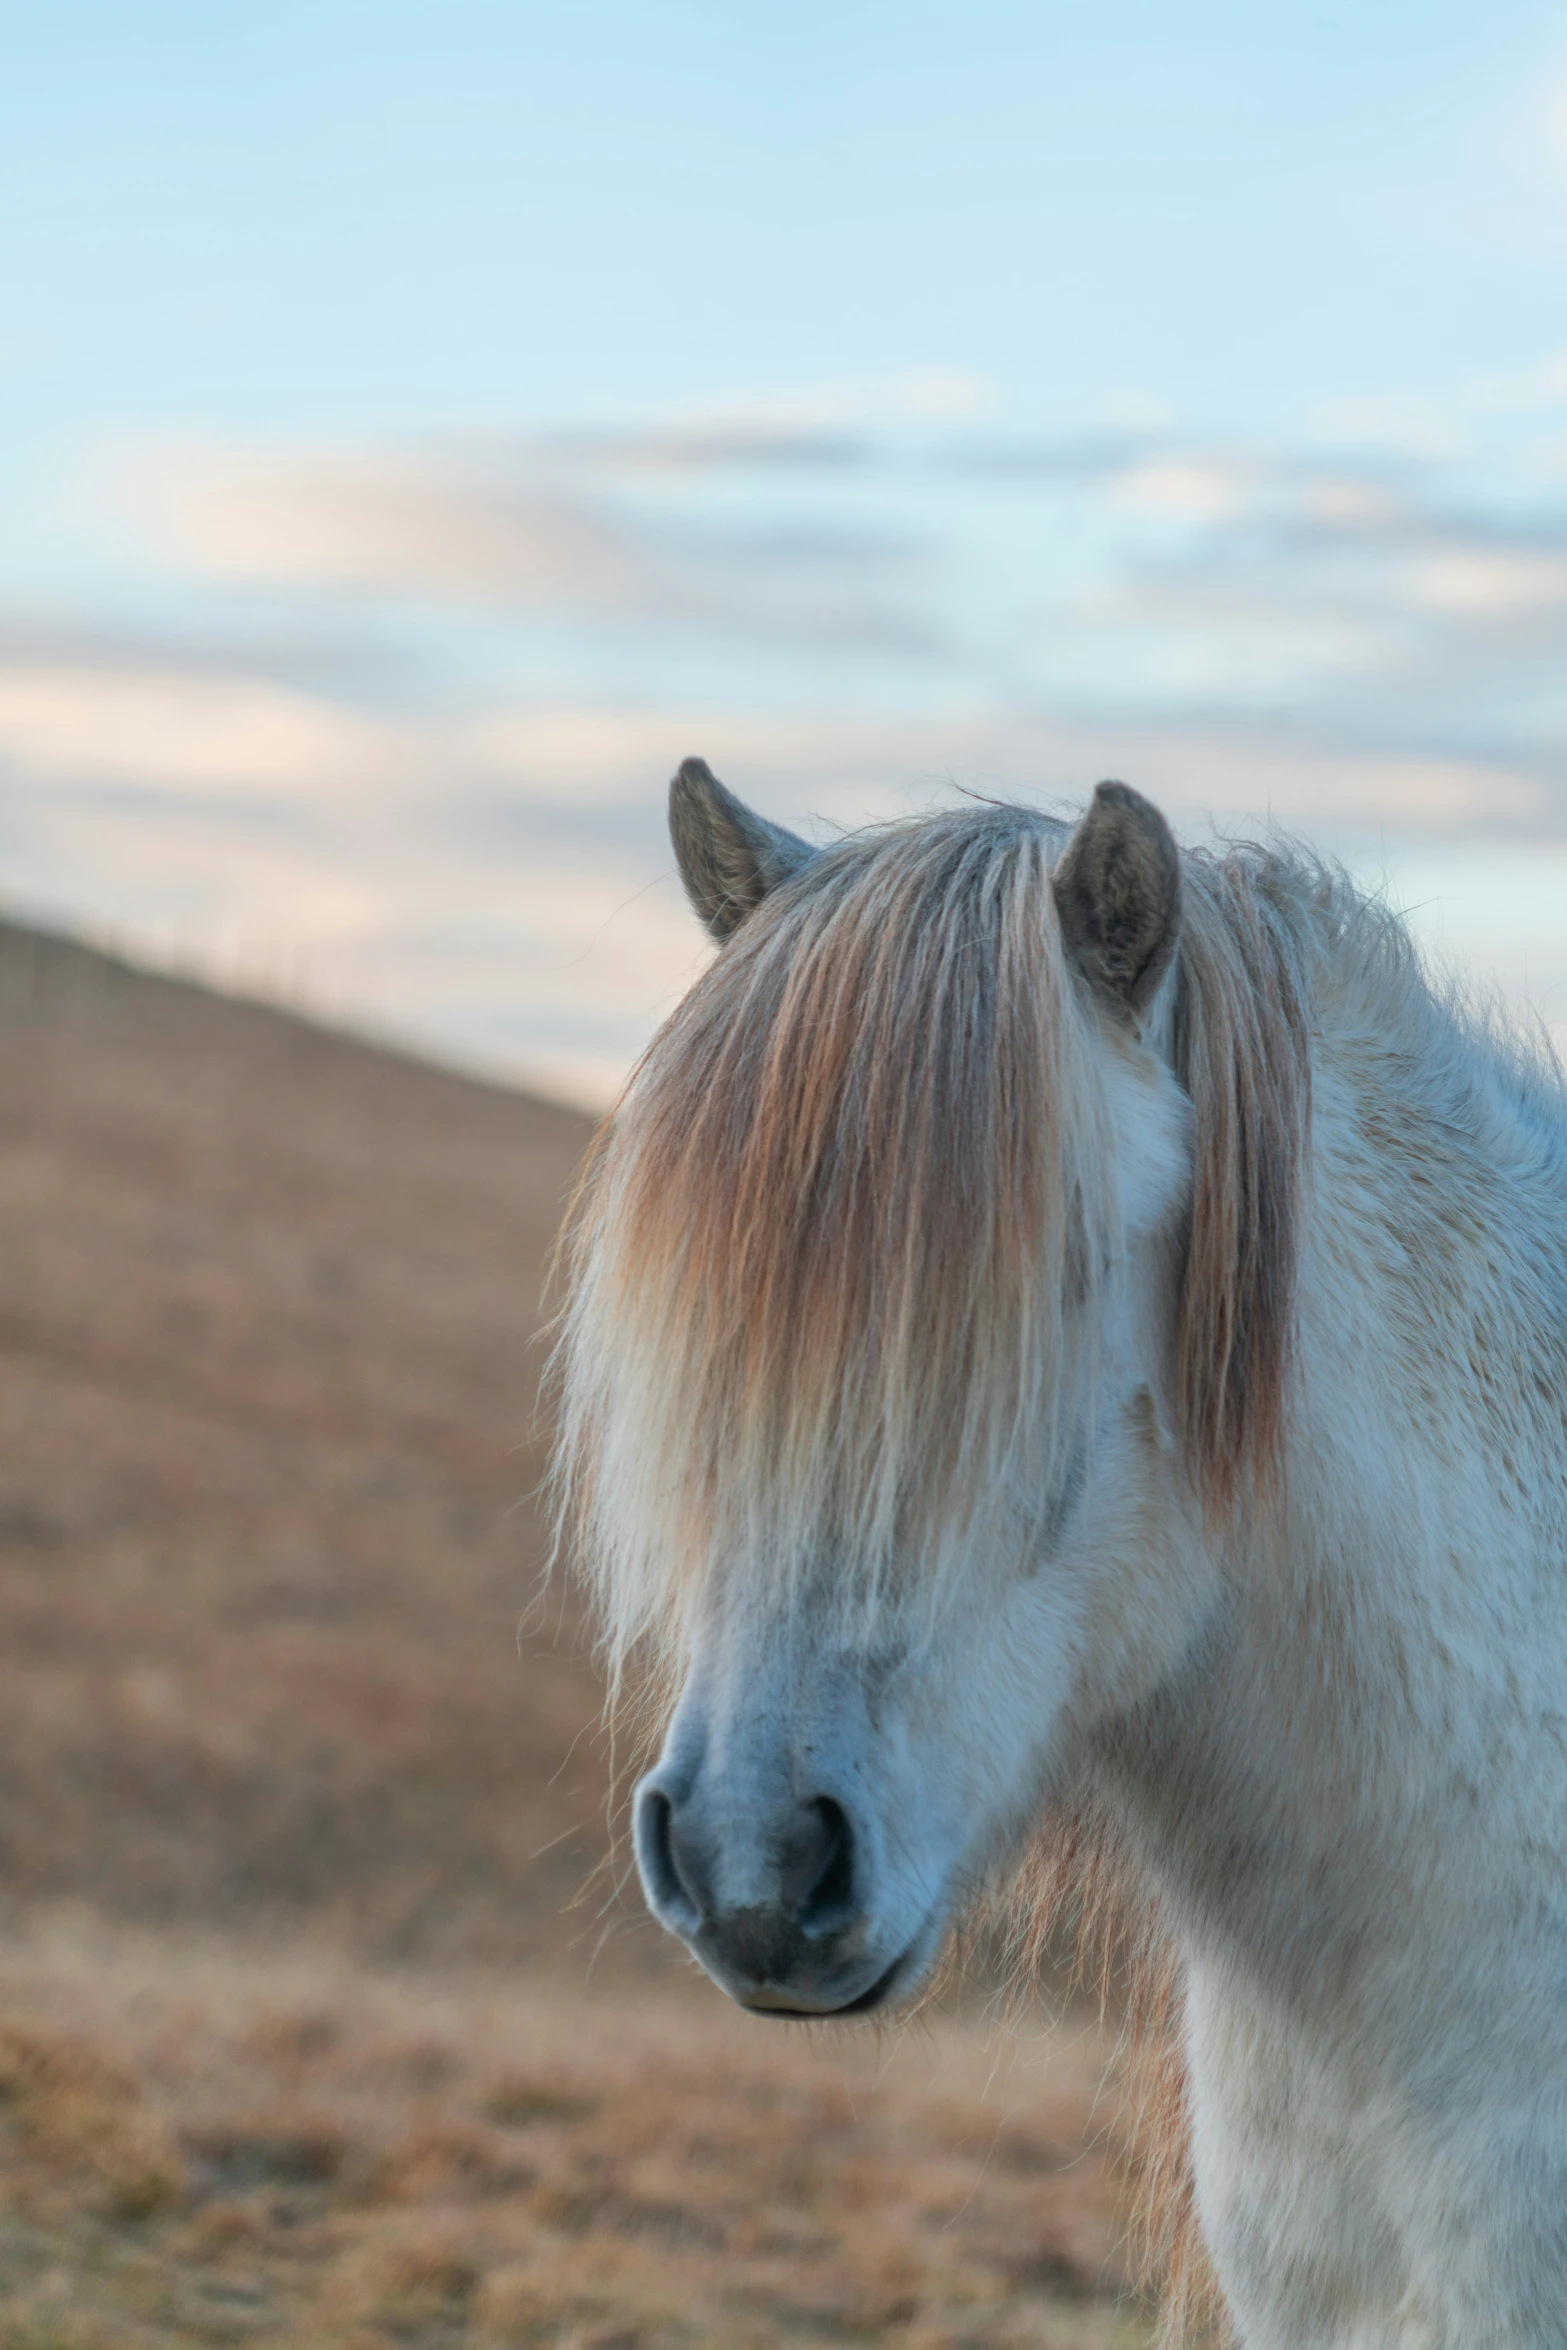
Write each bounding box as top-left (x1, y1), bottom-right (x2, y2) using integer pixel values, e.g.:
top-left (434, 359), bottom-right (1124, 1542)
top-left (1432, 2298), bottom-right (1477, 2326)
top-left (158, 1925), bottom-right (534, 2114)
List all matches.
top-left (634, 1782), bottom-right (866, 2008)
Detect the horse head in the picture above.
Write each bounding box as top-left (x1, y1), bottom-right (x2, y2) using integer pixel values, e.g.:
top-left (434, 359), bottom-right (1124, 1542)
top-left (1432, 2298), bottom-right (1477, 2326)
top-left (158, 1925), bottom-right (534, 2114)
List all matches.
top-left (556, 763), bottom-right (1301, 2018)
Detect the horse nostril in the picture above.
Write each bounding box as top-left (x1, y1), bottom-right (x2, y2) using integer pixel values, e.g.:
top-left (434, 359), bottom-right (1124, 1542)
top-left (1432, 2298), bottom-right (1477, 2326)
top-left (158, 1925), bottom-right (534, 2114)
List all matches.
top-left (637, 1786), bottom-right (705, 1933)
top-left (799, 1797), bottom-right (856, 1937)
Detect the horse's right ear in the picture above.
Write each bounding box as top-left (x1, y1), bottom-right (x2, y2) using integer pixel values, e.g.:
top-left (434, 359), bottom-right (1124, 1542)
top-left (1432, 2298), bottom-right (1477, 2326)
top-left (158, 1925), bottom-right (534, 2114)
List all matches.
top-left (669, 757), bottom-right (817, 942)
top-left (1053, 780), bottom-right (1182, 1019)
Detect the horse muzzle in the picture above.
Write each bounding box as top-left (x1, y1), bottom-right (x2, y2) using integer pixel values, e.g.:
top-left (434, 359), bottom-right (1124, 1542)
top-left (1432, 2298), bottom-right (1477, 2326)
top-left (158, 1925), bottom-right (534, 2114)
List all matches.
top-left (632, 1769), bottom-right (921, 2016)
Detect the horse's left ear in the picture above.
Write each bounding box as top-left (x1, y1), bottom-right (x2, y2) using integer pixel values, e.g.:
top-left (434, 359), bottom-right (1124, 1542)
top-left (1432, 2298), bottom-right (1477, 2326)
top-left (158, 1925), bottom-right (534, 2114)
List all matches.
top-left (1053, 781), bottom-right (1182, 1019)
top-left (669, 757), bottom-right (817, 942)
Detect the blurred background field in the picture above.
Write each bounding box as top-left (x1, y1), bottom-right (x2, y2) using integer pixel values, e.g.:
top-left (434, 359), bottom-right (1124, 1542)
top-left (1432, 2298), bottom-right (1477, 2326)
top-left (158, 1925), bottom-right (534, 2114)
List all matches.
top-left (0, 920), bottom-right (1148, 2349)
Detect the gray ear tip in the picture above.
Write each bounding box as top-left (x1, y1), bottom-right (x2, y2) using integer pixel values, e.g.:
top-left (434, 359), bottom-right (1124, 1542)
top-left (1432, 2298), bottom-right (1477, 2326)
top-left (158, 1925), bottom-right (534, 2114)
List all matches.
top-left (670, 754), bottom-right (718, 806)
top-left (667, 759), bottom-right (815, 942)
top-left (671, 756), bottom-right (750, 842)
top-left (1090, 778), bottom-right (1180, 872)
top-left (1092, 777), bottom-right (1171, 830)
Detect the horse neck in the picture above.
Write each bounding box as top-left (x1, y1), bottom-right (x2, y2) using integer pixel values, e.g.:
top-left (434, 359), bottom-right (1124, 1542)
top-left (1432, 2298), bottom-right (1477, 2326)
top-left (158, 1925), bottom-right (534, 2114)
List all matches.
top-left (1112, 974), bottom-right (1567, 1958)
top-left (1289, 981), bottom-right (1567, 1663)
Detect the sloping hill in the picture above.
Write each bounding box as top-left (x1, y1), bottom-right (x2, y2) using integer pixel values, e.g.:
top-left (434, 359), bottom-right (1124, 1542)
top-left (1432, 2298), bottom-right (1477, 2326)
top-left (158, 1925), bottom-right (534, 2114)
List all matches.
top-left (0, 917), bottom-right (1147, 2350)
top-left (0, 915), bottom-right (612, 1965)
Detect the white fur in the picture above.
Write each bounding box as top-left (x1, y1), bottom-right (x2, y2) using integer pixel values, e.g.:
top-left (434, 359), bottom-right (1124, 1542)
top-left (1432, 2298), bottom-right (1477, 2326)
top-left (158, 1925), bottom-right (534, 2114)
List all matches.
top-left (559, 812), bottom-right (1567, 2345)
top-left (1143, 990), bottom-right (1567, 2346)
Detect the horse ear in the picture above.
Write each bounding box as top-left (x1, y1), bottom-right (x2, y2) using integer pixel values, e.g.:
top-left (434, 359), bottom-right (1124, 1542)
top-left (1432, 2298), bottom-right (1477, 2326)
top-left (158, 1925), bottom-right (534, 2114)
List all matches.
top-left (669, 757), bottom-right (817, 942)
top-left (1053, 780), bottom-right (1182, 1018)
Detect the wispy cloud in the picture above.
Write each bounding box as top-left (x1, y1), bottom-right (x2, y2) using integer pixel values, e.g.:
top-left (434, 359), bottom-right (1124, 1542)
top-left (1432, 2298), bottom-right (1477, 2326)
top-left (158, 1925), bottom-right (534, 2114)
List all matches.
top-left (0, 659), bottom-right (414, 797)
top-left (127, 414), bottom-right (1567, 737)
top-left (130, 438), bottom-right (945, 662)
top-left (7, 386), bottom-right (1567, 1101)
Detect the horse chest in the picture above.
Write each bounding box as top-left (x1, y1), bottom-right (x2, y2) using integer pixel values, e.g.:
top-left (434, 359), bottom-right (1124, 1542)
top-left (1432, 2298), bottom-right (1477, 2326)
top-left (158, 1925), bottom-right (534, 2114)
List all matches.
top-left (1185, 1954), bottom-right (1567, 2347)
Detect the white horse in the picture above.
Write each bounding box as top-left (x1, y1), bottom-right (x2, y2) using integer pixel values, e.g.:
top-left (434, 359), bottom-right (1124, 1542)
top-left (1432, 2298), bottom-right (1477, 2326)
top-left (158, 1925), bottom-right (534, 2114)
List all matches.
top-left (555, 760), bottom-right (1567, 2347)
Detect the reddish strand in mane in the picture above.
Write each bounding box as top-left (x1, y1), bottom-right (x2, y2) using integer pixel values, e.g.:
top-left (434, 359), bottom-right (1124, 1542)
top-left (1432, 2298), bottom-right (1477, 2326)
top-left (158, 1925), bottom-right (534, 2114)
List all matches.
top-left (1175, 851), bottom-right (1313, 1515)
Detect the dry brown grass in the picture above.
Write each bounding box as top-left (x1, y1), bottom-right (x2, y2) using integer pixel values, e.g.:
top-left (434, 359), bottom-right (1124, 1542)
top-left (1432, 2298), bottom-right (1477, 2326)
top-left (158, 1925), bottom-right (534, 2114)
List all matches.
top-left (0, 918), bottom-right (1155, 2347)
top-left (0, 1927), bottom-right (1150, 2349)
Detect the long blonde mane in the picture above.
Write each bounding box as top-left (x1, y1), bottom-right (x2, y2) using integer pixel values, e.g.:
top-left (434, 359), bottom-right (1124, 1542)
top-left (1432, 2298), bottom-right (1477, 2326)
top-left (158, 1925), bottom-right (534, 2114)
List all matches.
top-left (555, 805), bottom-right (1313, 1661)
top-left (557, 806), bottom-right (1115, 1676)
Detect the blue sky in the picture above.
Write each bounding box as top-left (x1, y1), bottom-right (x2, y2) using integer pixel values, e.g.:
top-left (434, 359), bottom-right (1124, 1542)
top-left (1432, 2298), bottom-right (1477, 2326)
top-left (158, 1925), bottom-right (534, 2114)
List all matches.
top-left (5, 2), bottom-right (1567, 1098)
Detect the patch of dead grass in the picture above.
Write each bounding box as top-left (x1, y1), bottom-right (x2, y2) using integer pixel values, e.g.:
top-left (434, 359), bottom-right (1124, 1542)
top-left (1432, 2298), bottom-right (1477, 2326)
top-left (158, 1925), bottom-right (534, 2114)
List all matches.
top-left (0, 1935), bottom-right (1153, 2348)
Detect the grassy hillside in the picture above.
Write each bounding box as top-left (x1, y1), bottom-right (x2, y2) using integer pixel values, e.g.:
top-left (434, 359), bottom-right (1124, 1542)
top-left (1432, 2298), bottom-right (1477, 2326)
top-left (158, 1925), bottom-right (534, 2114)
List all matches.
top-left (0, 920), bottom-right (1149, 2349)
top-left (0, 916), bottom-right (609, 1967)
